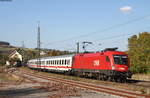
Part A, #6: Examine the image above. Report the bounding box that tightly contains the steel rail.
[18,69,150,98]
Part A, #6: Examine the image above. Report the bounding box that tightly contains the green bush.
[0,55,8,66]
[131,64,150,74]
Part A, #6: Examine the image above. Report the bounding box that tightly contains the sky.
[0,0,150,52]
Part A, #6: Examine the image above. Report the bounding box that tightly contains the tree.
[128,32,150,73]
[0,54,8,66]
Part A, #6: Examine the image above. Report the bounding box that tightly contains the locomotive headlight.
[112,65,116,70]
[119,67,125,70]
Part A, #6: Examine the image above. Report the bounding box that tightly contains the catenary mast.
[37,22,41,69]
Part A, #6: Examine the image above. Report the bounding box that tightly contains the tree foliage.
[128,32,150,73]
[0,54,8,66]
[19,48,73,63]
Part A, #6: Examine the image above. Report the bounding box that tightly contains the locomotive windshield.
[113,55,128,65]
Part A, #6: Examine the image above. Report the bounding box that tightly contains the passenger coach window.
[57,60,58,65]
[62,60,64,65]
[67,60,70,65]
[59,60,61,65]
[53,60,55,65]
[65,60,67,65]
[42,61,45,64]
[55,60,56,65]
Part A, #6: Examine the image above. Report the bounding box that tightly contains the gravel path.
[0,81,119,98]
[0,76,119,98]
[0,68,121,98]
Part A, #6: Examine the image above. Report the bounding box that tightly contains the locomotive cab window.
[113,55,128,65]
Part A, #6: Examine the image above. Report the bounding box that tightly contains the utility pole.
[76,42,79,53]
[22,41,25,48]
[21,41,25,66]
[37,21,41,69]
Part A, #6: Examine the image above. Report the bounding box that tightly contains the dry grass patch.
[33,82,82,98]
[0,67,25,84]
[132,74,150,81]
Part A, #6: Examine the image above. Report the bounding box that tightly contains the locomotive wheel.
[116,77,127,83]
[96,74,101,80]
[108,77,116,82]
[121,77,127,83]
[76,72,84,77]
[96,74,107,80]
[64,71,70,75]
[114,77,119,82]
[102,75,108,81]
[107,77,112,81]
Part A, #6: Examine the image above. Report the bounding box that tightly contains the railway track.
[14,68,150,98]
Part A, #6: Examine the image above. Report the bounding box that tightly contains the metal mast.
[37,22,41,69]
[21,41,25,64]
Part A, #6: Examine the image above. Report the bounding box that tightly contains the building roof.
[0,50,18,56]
[0,41,10,46]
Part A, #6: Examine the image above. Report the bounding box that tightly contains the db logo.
[93,60,100,66]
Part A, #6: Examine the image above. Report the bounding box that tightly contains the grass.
[0,73,18,82]
[0,47,16,51]
[0,66,23,83]
[132,74,150,81]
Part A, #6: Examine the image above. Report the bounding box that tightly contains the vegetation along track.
[13,68,150,98]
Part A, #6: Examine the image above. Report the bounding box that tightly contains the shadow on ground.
[127,79,150,83]
[0,87,46,98]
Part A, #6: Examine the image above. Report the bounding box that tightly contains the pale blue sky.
[0,0,150,51]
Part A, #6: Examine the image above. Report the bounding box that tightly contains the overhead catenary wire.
[92,25,150,42]
[47,26,150,51]
[45,14,150,46]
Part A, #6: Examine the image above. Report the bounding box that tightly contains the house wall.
[10,51,22,61]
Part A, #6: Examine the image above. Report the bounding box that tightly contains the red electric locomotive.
[27,48,132,82]
[72,48,132,82]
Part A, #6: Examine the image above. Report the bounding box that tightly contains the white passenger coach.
[27,55,74,71]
